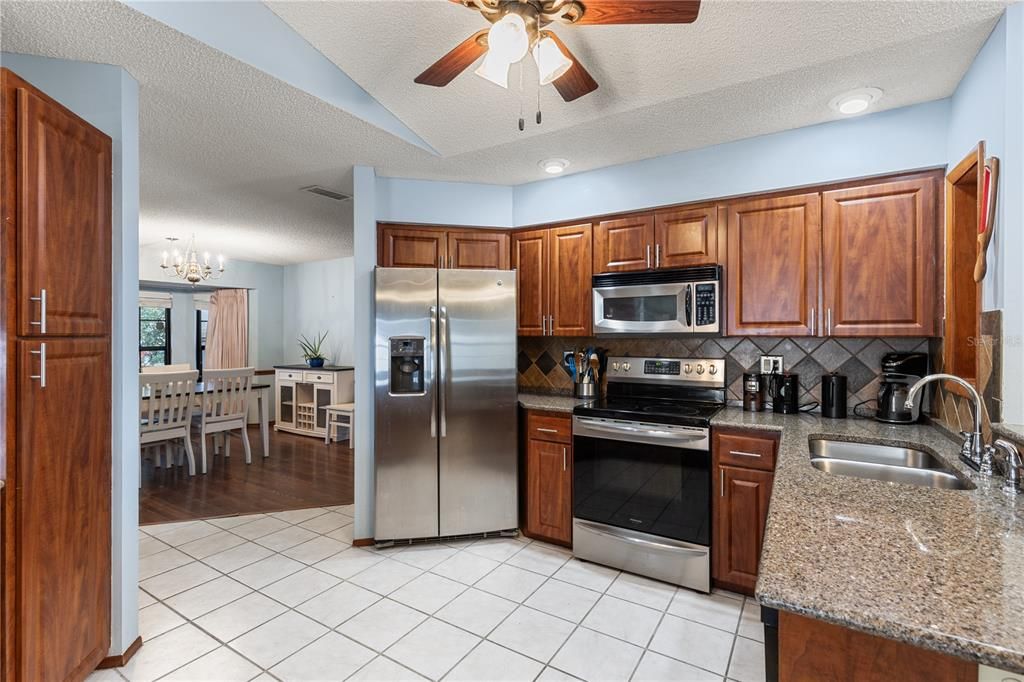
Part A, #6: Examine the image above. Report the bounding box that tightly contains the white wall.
[282,257,356,366]
[1,52,141,658]
[513,99,951,227]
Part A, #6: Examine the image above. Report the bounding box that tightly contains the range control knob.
[696,364,705,375]
[708,364,718,375]
[612,362,620,372]
[684,364,692,374]
[622,362,631,372]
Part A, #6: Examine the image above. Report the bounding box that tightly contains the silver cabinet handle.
[439,305,449,437]
[30,343,46,388]
[646,244,651,269]
[429,305,438,437]
[541,314,547,336]
[563,446,567,471]
[30,288,47,334]
[720,468,724,497]
[536,427,559,433]
[655,244,661,269]
[810,306,816,336]
[548,314,554,336]
[730,450,762,458]
[826,307,833,336]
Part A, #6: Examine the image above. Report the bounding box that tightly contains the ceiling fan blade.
[414,29,488,87]
[545,32,598,102]
[571,0,700,25]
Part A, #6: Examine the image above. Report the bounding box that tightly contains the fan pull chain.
[536,86,542,125]
[518,62,525,132]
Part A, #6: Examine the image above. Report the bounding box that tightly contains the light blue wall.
[352,166,377,541]
[282,257,356,366]
[376,177,515,228]
[0,52,141,657]
[513,99,951,226]
[1004,4,1024,422]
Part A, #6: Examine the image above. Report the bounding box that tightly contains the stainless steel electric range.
[572,356,726,593]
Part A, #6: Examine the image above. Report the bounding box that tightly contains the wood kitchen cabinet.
[593,214,653,273]
[654,205,720,268]
[712,428,779,595]
[822,175,938,336]
[522,410,573,546]
[512,223,592,337]
[2,68,113,680]
[725,192,821,336]
[377,224,509,269]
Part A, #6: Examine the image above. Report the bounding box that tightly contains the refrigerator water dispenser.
[389,337,424,395]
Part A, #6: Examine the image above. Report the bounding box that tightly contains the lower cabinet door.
[714,465,773,594]
[526,437,572,545]
[13,338,111,680]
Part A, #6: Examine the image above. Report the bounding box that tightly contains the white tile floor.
[93,507,766,682]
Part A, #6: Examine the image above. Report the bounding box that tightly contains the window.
[195,308,209,380]
[139,306,171,368]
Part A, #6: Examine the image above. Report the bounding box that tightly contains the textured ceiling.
[0,0,1010,263]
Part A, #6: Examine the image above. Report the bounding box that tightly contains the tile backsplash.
[518,335,932,412]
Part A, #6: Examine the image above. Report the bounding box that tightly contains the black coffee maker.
[876,352,930,424]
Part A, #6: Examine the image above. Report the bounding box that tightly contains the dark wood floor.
[139,425,354,526]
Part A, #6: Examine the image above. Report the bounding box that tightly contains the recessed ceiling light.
[540,158,569,174]
[829,88,883,116]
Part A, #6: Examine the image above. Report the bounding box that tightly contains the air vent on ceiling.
[301,185,351,202]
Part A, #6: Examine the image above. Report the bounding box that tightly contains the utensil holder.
[574,382,596,399]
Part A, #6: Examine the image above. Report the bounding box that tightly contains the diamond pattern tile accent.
[517,350,533,375]
[837,356,876,394]
[535,350,558,376]
[791,355,825,391]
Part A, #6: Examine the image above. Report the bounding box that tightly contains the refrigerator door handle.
[429,305,438,438]
[439,305,449,438]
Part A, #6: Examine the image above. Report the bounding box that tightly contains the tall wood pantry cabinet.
[1,68,114,681]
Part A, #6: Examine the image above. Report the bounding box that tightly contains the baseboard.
[352,538,375,547]
[96,636,143,669]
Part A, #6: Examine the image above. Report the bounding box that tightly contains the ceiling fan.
[415,0,701,102]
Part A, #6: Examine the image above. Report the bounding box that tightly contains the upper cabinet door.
[725,193,821,336]
[17,87,111,337]
[654,206,719,268]
[593,214,654,273]
[822,176,938,337]
[378,225,447,268]
[512,229,548,336]
[447,231,510,270]
[549,223,593,336]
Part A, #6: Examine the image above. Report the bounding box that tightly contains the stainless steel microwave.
[592,265,722,335]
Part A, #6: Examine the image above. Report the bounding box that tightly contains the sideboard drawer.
[277,370,302,382]
[304,371,334,384]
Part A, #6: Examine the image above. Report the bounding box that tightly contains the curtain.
[206,289,248,369]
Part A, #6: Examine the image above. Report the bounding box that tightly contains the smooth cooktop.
[574,397,724,427]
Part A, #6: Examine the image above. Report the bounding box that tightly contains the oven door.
[592,282,691,335]
[572,416,710,546]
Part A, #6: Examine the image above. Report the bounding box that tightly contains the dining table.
[140,382,272,460]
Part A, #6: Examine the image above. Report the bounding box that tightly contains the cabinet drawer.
[304,371,334,384]
[277,370,302,382]
[527,412,572,444]
[715,430,778,471]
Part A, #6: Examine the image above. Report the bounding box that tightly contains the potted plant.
[299,332,329,368]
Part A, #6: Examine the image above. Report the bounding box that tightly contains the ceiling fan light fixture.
[533,36,573,86]
[539,158,569,174]
[829,87,883,116]
[487,12,529,65]
[475,52,510,88]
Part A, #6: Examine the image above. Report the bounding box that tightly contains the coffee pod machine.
[771,373,800,414]
[876,352,930,424]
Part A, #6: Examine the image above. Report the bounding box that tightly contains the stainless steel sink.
[808,438,974,490]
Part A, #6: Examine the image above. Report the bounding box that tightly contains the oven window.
[602,294,677,322]
[573,435,710,545]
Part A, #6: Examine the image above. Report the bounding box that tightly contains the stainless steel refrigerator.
[374,267,518,542]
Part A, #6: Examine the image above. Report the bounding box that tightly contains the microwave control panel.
[694,283,717,327]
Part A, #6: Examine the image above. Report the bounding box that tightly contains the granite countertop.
[711,407,1024,672]
[993,422,1024,446]
[518,393,592,414]
[273,364,354,371]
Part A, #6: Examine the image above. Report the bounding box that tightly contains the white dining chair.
[140,370,199,479]
[142,363,192,374]
[198,367,255,474]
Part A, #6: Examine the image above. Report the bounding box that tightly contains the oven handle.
[573,417,708,447]
[575,519,709,556]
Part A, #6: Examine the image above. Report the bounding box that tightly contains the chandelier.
[160,235,224,285]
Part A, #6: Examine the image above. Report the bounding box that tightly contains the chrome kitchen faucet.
[905,373,991,474]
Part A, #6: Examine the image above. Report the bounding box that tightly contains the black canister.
[821,373,848,419]
[743,372,764,411]
[771,373,800,414]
